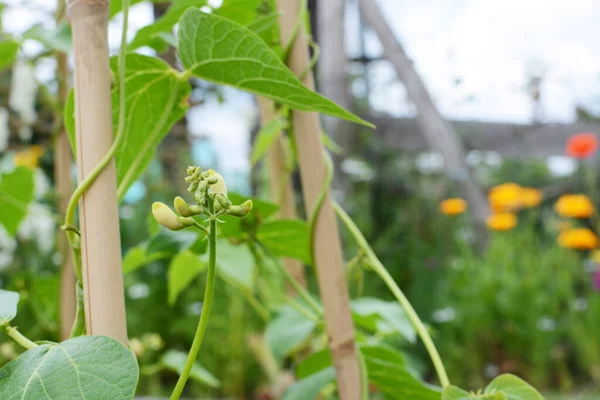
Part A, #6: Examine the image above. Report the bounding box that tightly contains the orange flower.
[558,228,598,250]
[440,198,467,216]
[555,194,594,218]
[489,183,522,212]
[486,213,517,231]
[520,187,542,208]
[14,145,44,169]
[566,133,598,159]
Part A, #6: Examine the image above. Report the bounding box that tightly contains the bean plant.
[0,0,545,399]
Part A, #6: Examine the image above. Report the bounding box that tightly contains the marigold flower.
[13,145,43,169]
[440,198,467,216]
[486,213,517,231]
[566,133,598,159]
[489,183,522,211]
[520,188,542,208]
[558,228,598,250]
[555,194,594,218]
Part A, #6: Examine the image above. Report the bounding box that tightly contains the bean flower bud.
[174,196,203,217]
[207,170,227,195]
[226,200,253,218]
[152,202,194,231]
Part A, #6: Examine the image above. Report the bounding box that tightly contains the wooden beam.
[370,116,600,158]
[276,0,363,397]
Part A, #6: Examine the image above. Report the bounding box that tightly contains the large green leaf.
[0,336,139,399]
[0,289,19,325]
[168,250,207,305]
[0,167,35,237]
[485,374,544,400]
[283,367,335,400]
[265,305,316,360]
[161,350,220,388]
[257,219,311,264]
[214,239,256,290]
[296,349,332,379]
[0,38,19,70]
[351,298,416,343]
[217,0,281,49]
[361,344,441,400]
[65,54,190,198]
[178,9,373,127]
[146,228,198,257]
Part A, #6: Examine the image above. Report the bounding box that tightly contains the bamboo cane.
[68,0,128,344]
[55,0,76,342]
[256,98,307,291]
[276,1,362,398]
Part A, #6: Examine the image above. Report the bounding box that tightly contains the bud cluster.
[152,166,253,232]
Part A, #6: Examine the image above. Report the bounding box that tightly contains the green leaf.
[218,193,279,239]
[128,0,207,51]
[0,38,19,70]
[296,349,332,379]
[257,219,311,264]
[0,167,35,237]
[283,367,336,400]
[361,344,441,400]
[0,336,139,399]
[162,350,220,388]
[65,54,190,198]
[23,23,71,53]
[0,289,19,324]
[178,9,374,127]
[214,239,256,290]
[485,374,544,400]
[351,298,416,343]
[147,228,199,257]
[442,386,476,400]
[265,305,316,360]
[168,250,207,305]
[250,116,286,166]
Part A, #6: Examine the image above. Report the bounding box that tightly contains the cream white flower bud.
[152,202,193,231]
[174,196,203,217]
[226,200,253,218]
[207,169,227,195]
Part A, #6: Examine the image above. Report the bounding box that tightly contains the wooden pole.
[69,0,128,344]
[359,0,490,239]
[256,98,307,291]
[276,1,362,398]
[55,0,76,342]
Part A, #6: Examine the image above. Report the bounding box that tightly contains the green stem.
[69,282,86,338]
[6,326,38,350]
[170,203,218,400]
[333,202,451,387]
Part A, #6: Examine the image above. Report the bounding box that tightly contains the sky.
[2,0,598,179]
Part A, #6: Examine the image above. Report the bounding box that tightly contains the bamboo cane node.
[329,331,357,356]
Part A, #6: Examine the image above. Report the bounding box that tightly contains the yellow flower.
[207,169,227,195]
[440,198,467,216]
[152,202,193,231]
[486,213,517,231]
[520,188,542,208]
[14,145,44,169]
[555,194,594,218]
[558,228,598,250]
[489,183,522,212]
